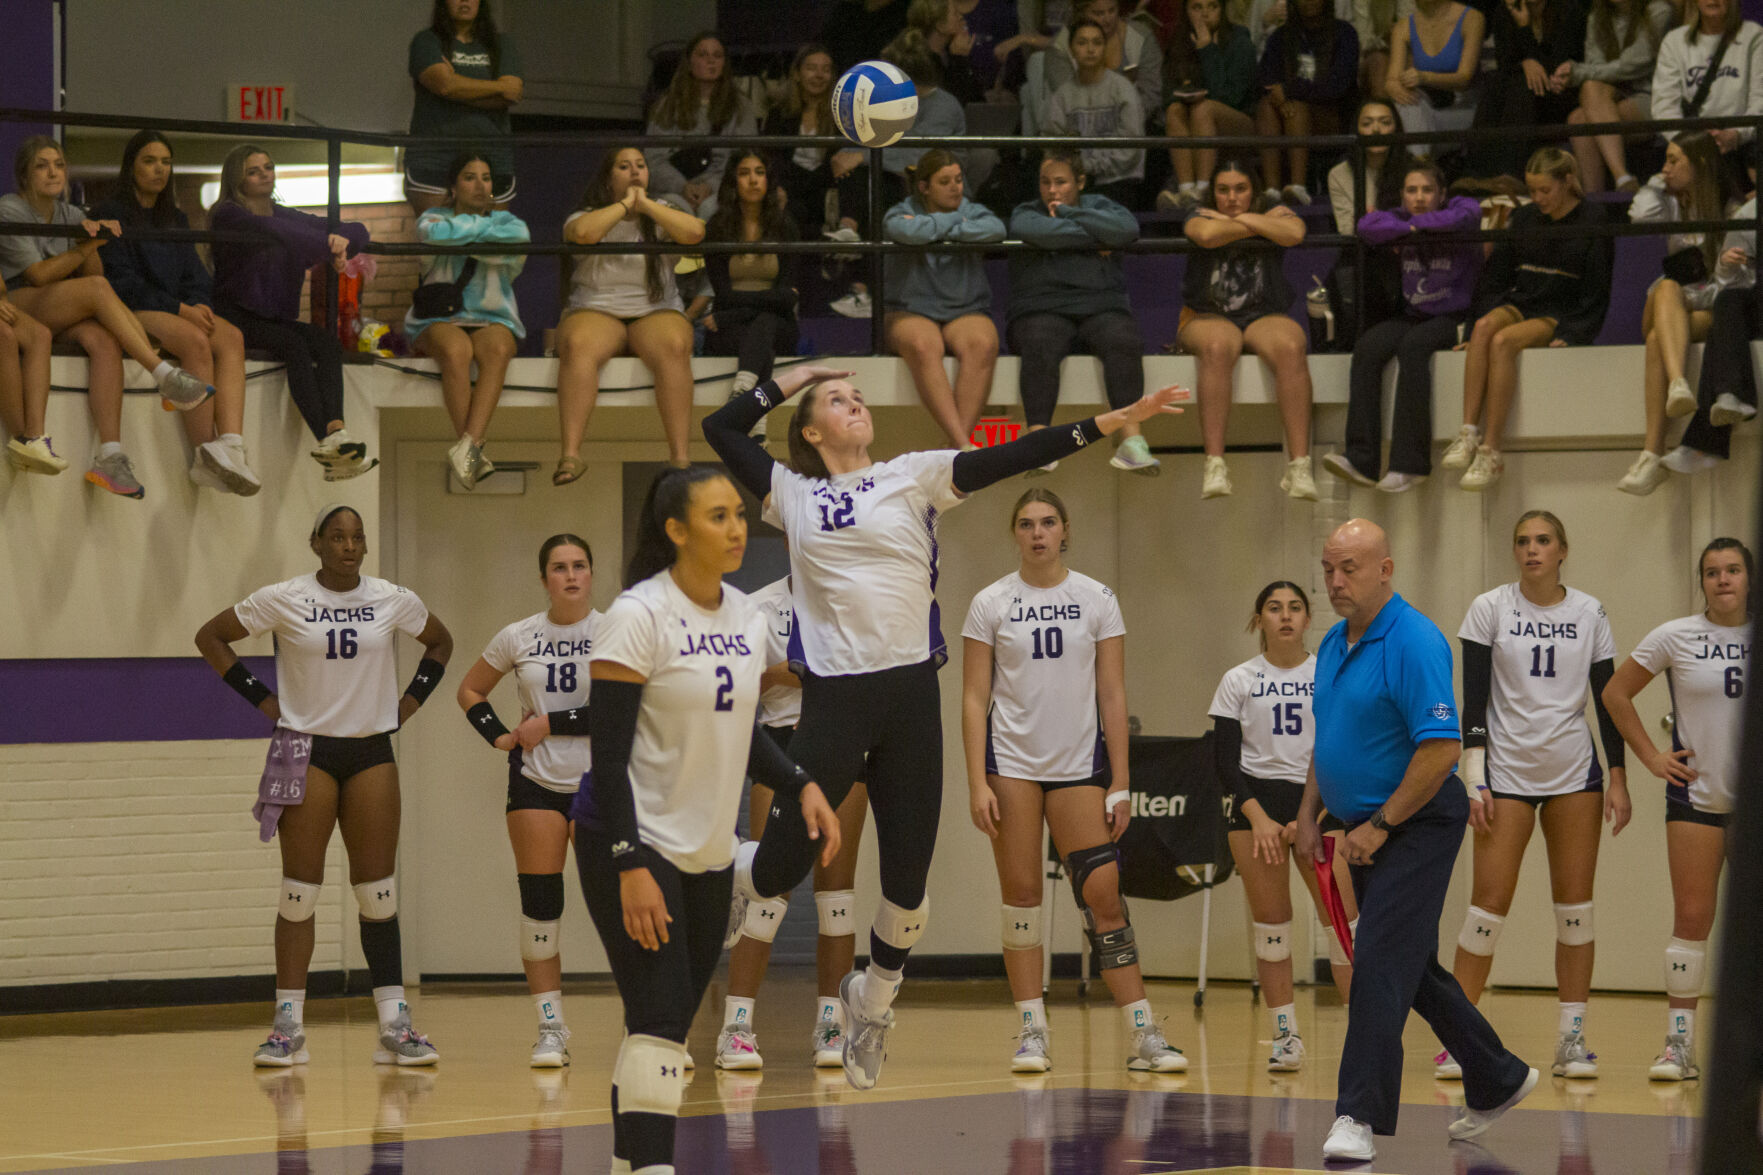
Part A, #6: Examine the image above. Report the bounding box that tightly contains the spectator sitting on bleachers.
[1255,0,1360,205]
[1245,0,1353,53]
[1327,100,1396,232]
[1673,203,1759,471]
[405,0,522,215]
[1179,158,1318,500]
[0,277,57,477]
[921,0,1022,96]
[908,0,988,103]
[555,147,705,482]
[1459,0,1589,188]
[1651,0,1763,179]
[208,144,375,483]
[1443,148,1612,492]
[763,45,869,242]
[1007,149,1159,473]
[404,152,529,492]
[1617,133,1738,495]
[819,0,912,71]
[1319,100,1405,343]
[883,147,1006,448]
[1046,17,1149,206]
[91,130,259,499]
[0,135,214,492]
[644,32,758,217]
[1351,0,1414,100]
[702,152,801,396]
[1384,0,1485,164]
[1043,0,1166,128]
[993,0,1073,97]
[881,31,970,205]
[1159,0,1261,210]
[1326,160,1481,493]
[1563,0,1676,193]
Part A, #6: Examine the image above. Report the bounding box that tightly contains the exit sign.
[970,417,1023,447]
[228,85,295,123]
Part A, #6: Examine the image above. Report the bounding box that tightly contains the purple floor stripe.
[0,656,277,744]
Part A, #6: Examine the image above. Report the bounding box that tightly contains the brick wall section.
[0,741,345,985]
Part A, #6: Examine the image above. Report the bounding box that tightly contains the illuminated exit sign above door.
[227,85,295,123]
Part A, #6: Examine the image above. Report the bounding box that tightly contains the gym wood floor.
[0,975,1702,1174]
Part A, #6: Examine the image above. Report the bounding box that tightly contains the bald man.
[1300,520,1536,1163]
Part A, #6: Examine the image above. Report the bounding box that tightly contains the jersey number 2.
[714,665,735,711]
[545,662,577,693]
[1270,701,1303,736]
[325,628,358,660]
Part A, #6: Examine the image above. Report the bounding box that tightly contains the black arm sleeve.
[585,678,648,868]
[1589,657,1626,770]
[547,705,590,737]
[1460,639,1492,748]
[702,381,781,498]
[746,722,812,798]
[1211,717,1256,819]
[950,418,1107,494]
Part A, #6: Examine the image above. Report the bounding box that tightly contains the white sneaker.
[1552,1032,1598,1079]
[1012,1026,1052,1073]
[312,428,376,481]
[1280,455,1319,500]
[823,225,863,262]
[199,437,262,497]
[1127,1025,1187,1072]
[1665,377,1698,418]
[1282,184,1314,206]
[715,1023,763,1070]
[1447,1066,1538,1140]
[1322,1115,1375,1161]
[1109,433,1161,475]
[6,435,68,474]
[1711,392,1757,427]
[1262,188,1284,206]
[1268,1031,1305,1072]
[1321,451,1376,487]
[1459,446,1503,491]
[531,1025,570,1068]
[447,433,492,489]
[189,455,235,493]
[1616,450,1668,496]
[1201,454,1232,499]
[1440,424,1481,469]
[1648,1034,1699,1081]
[1435,1048,1463,1079]
[830,290,872,318]
[811,1019,845,1068]
[1661,445,1720,475]
[1377,470,1426,493]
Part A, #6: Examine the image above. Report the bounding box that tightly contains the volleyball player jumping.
[705,361,1183,1089]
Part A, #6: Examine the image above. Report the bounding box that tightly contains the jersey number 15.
[1270,701,1303,736]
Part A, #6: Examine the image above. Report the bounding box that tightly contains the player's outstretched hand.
[801,782,843,868]
[1119,384,1189,427]
[620,866,672,951]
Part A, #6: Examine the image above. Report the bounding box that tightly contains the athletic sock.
[724,995,756,1029]
[221,432,244,447]
[534,990,564,1027]
[98,441,123,459]
[1668,1007,1694,1041]
[275,988,305,1028]
[1559,1001,1587,1036]
[1269,1002,1298,1038]
[1015,998,1048,1032]
[1120,998,1153,1033]
[151,360,175,383]
[857,963,903,1020]
[818,996,845,1031]
[372,985,407,1029]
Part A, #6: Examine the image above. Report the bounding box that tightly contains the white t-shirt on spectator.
[481,609,602,790]
[565,215,682,319]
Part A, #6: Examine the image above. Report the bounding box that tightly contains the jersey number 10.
[325,628,358,660]
[1030,626,1064,659]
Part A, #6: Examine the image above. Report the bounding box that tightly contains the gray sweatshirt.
[882,196,1006,319]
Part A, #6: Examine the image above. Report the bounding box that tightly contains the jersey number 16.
[325,628,358,660]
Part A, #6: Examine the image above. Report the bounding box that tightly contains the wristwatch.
[1369,807,1395,832]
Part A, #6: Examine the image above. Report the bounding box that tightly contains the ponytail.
[624,466,727,588]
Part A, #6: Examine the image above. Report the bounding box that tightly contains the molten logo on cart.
[1132,794,1187,818]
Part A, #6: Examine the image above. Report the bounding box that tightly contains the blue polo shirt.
[1313,592,1461,822]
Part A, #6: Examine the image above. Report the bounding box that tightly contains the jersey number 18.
[544,662,578,693]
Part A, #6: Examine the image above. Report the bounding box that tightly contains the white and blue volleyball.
[832,61,918,148]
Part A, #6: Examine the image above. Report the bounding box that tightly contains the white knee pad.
[1554,902,1594,947]
[353,876,397,920]
[816,889,856,937]
[612,1033,688,1118]
[1001,904,1043,951]
[1326,924,1351,967]
[1457,905,1505,957]
[741,894,790,943]
[1252,921,1293,963]
[279,878,321,923]
[872,896,929,951]
[1664,937,1707,999]
[520,918,560,961]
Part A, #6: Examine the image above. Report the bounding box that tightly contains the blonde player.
[195,504,453,1067]
[963,488,1186,1074]
[456,533,601,1068]
[1602,537,1753,1082]
[1209,580,1357,1072]
[1438,510,1629,1081]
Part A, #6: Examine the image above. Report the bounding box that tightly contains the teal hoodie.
[882,196,1006,320]
[405,207,530,340]
[1006,193,1139,324]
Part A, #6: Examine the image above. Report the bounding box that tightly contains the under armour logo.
[833,908,848,917]
[1671,962,1688,971]
[1265,935,1282,944]
[377,890,391,900]
[1475,927,1492,937]
[533,933,549,943]
[1014,921,1030,931]
[1565,918,1580,927]
[759,909,778,920]
[287,893,302,902]
[661,1065,678,1077]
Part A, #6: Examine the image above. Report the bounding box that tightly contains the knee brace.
[1664,937,1707,999]
[1456,905,1505,957]
[872,896,929,951]
[353,876,398,921]
[1252,920,1293,963]
[742,894,790,943]
[517,873,565,961]
[1554,901,1594,947]
[1326,922,1351,967]
[612,1033,688,1118]
[279,878,321,923]
[1066,843,1137,969]
[816,889,856,938]
[1001,904,1043,951]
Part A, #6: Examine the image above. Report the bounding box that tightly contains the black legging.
[219,301,345,442]
[1344,312,1464,477]
[704,307,798,381]
[1008,310,1142,429]
[782,160,871,237]
[1680,286,1761,460]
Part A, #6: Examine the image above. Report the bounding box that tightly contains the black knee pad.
[518,872,566,922]
[1065,842,1137,970]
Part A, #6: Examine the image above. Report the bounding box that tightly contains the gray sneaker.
[812,1019,845,1067]
[253,1012,308,1067]
[198,437,262,496]
[531,1024,570,1068]
[447,434,492,490]
[1552,1032,1598,1078]
[715,1023,763,1070]
[86,451,144,499]
[1648,1034,1699,1081]
[1012,1026,1051,1073]
[839,970,894,1091]
[1127,1025,1187,1072]
[158,365,215,411]
[1268,1030,1305,1072]
[1109,434,1161,476]
[374,1013,440,1066]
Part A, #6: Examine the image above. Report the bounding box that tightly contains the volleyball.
[832,60,918,148]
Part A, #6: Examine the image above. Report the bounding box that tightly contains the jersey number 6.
[714,665,735,711]
[1727,666,1745,699]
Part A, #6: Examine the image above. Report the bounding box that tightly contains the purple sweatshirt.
[1356,195,1482,318]
[210,202,370,321]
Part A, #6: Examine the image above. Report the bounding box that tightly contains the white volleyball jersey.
[481,609,603,791]
[1630,614,1752,813]
[1208,654,1316,785]
[764,451,964,676]
[1459,584,1617,796]
[963,570,1127,782]
[750,577,801,728]
[592,571,770,872]
[233,573,430,739]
